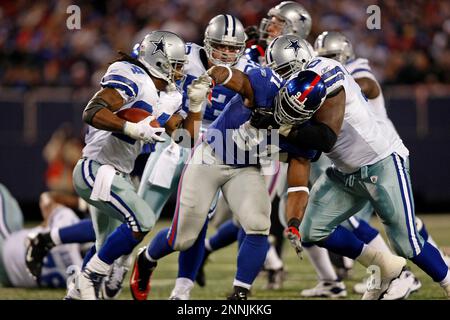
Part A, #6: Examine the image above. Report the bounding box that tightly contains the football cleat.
[130,247,157,300]
[381,268,416,300]
[265,268,286,290]
[227,286,249,300]
[64,274,81,300]
[361,254,406,300]
[25,232,55,279]
[78,268,106,300]
[101,261,128,300]
[169,286,191,300]
[301,280,347,298]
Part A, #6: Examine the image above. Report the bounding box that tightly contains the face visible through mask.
[266,16,286,40]
[210,41,243,65]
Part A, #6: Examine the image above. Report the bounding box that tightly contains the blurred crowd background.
[1,0,450,90]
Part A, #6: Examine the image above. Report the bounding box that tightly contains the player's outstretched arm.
[355,77,380,99]
[284,156,311,259]
[83,88,165,143]
[286,88,345,153]
[82,87,126,132]
[207,66,255,107]
[286,156,310,225]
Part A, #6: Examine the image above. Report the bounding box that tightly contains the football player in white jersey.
[310,30,450,295]
[0,184,83,289]
[248,35,450,299]
[71,30,204,300]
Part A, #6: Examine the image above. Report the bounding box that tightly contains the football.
[116,108,160,127]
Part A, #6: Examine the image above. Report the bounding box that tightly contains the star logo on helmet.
[299,14,307,22]
[285,39,301,55]
[151,37,165,55]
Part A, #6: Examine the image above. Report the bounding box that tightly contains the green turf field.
[1,214,449,300]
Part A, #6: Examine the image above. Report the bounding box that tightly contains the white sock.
[368,234,391,253]
[174,277,194,290]
[50,228,62,245]
[144,249,157,262]
[440,269,450,287]
[233,279,251,290]
[263,245,283,270]
[86,254,111,275]
[117,254,132,270]
[343,256,354,269]
[204,239,213,252]
[304,245,339,281]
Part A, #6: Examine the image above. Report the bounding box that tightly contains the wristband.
[287,186,309,194]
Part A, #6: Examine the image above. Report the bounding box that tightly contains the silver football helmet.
[204,14,247,66]
[137,31,187,84]
[265,35,315,79]
[259,1,312,43]
[314,31,355,64]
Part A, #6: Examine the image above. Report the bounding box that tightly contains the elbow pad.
[287,122,337,153]
[82,97,110,125]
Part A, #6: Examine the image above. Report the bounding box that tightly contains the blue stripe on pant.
[391,154,421,256]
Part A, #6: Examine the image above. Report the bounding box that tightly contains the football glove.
[250,108,280,129]
[284,218,303,259]
[123,116,165,143]
[187,75,213,113]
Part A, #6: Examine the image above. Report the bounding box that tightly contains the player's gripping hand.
[284,218,303,259]
[245,25,259,46]
[123,116,165,143]
[187,75,213,113]
[250,108,280,129]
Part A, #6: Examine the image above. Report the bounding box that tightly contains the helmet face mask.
[205,39,245,66]
[259,16,287,44]
[204,15,247,66]
[259,1,312,44]
[273,70,327,126]
[138,31,187,86]
[314,31,355,64]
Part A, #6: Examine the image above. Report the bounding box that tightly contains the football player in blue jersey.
[129,60,327,300]
[132,15,265,300]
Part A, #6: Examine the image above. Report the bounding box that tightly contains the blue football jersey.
[206,67,317,166]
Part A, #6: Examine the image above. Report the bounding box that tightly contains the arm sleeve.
[286,121,338,153]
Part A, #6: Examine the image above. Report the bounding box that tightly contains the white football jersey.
[82,61,182,173]
[2,206,83,288]
[304,56,407,173]
[181,43,259,128]
[345,58,409,159]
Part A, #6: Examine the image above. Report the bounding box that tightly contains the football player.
[251,35,450,299]
[72,30,203,299]
[130,60,327,300]
[309,31,450,296]
[199,3,314,291]
[0,184,83,289]
[245,1,312,64]
[133,15,270,300]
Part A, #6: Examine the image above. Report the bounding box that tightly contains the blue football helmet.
[274,70,326,125]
